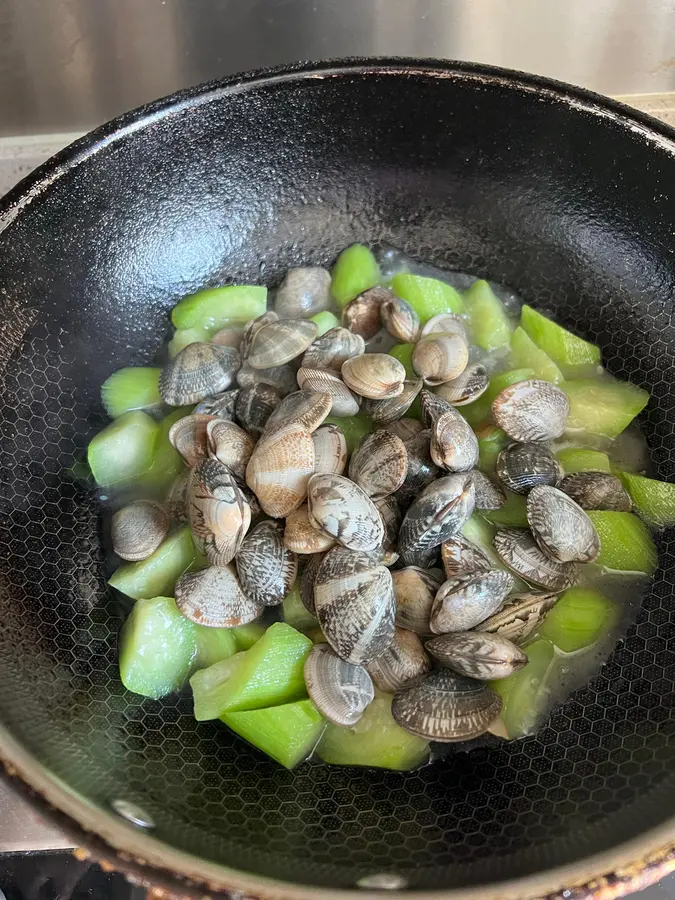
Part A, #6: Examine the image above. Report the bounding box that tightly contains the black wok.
[1,59,675,900]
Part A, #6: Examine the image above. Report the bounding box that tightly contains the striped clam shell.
[236,519,298,607]
[526,485,600,563]
[245,421,315,518]
[187,459,251,566]
[366,627,431,693]
[304,643,374,726]
[159,342,241,406]
[493,527,578,591]
[399,473,475,567]
[175,564,263,627]
[307,473,384,553]
[430,570,515,633]
[492,379,570,443]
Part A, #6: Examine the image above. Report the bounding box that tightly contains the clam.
[307,473,384,552]
[235,382,281,440]
[304,643,374,726]
[430,408,479,472]
[211,324,246,349]
[474,591,559,644]
[441,535,491,579]
[168,413,215,467]
[263,389,332,435]
[240,311,279,359]
[274,266,332,319]
[342,286,390,340]
[392,669,501,742]
[412,332,469,386]
[392,567,442,635]
[492,379,570,442]
[419,388,452,428]
[496,442,562,495]
[399,473,475,567]
[311,424,348,476]
[426,632,527,680]
[559,472,632,512]
[375,495,402,566]
[493,527,578,591]
[314,546,396,665]
[194,389,239,418]
[300,552,325,616]
[175,564,263,627]
[527,485,600,563]
[236,519,298,606]
[420,313,467,340]
[111,500,169,561]
[236,360,298,397]
[472,470,507,511]
[361,378,423,425]
[430,570,515,633]
[435,364,489,406]
[166,471,190,523]
[301,327,365,372]
[206,419,255,481]
[348,431,408,499]
[366,627,431,693]
[341,353,407,402]
[395,430,441,508]
[284,504,336,554]
[187,459,251,566]
[296,367,360,417]
[380,296,420,343]
[245,421,315,518]
[384,417,424,442]
[159,342,241,406]
[248,318,317,369]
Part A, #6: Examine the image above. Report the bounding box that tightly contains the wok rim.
[1,56,675,900]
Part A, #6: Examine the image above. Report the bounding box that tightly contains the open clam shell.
[245,421,315,518]
[392,567,443,636]
[430,570,515,633]
[112,500,169,562]
[399,473,475,566]
[274,267,332,319]
[187,459,251,566]
[348,430,408,499]
[493,527,578,591]
[248,318,318,369]
[366,627,431,693]
[236,519,298,606]
[301,327,365,372]
[206,419,255,481]
[168,413,215,467]
[307,473,385,552]
[304,643,374,726]
[527,484,600,563]
[175,564,263,627]
[159,342,241,406]
[426,631,527,680]
[492,379,570,443]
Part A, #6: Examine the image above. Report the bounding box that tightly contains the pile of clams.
[112,265,606,745]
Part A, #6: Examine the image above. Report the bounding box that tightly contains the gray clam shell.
[366,627,432,693]
[160,342,241,406]
[304,643,374,726]
[441,535,492,579]
[248,318,318,369]
[426,631,527,680]
[112,500,169,562]
[493,527,578,591]
[175,564,263,627]
[430,407,479,472]
[301,326,365,371]
[349,430,408,499]
[559,472,632,511]
[492,379,570,442]
[527,485,600,563]
[299,552,326,616]
[274,267,332,319]
[236,520,298,607]
[307,473,385,552]
[235,382,281,440]
[263,389,332,436]
[194,388,239,418]
[472,470,507,511]
[474,591,560,645]
[395,429,441,508]
[430,570,515,633]
[496,442,562,495]
[399,473,475,566]
[361,378,423,425]
[435,364,489,406]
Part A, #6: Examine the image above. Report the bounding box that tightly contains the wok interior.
[1,65,675,890]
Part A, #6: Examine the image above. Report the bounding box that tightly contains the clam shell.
[392,567,443,635]
[236,360,298,397]
[492,379,570,442]
[245,421,315,518]
[210,324,246,349]
[264,389,332,436]
[235,382,281,440]
[420,313,467,340]
[159,342,241,406]
[307,473,385,552]
[299,552,325,616]
[435,364,489,406]
[166,471,190,524]
[426,632,527,680]
[559,472,632,512]
[301,327,365,372]
[380,296,420,343]
[392,669,501,742]
[385,417,424,442]
[399,473,475,566]
[341,353,406,400]
[274,267,332,319]
[430,570,515,633]
[366,627,431,693]
[472,470,507,511]
[348,431,408,499]
[430,408,479,472]
[419,389,453,427]
[240,311,279,359]
[496,442,562,495]
[248,318,318,369]
[375,494,402,566]
[236,519,298,606]
[314,546,396,665]
[206,419,255,481]
[175,564,263,627]
[296,367,360,417]
[412,332,469,386]
[194,389,239,418]
[441,535,491,579]
[527,485,600,563]
[111,500,169,561]
[187,459,251,566]
[284,504,336,554]
[361,378,423,425]
[342,286,390,340]
[395,429,441,508]
[493,527,578,591]
[474,591,559,644]
[304,643,374,726]
[168,413,215,467]
[311,424,348,476]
